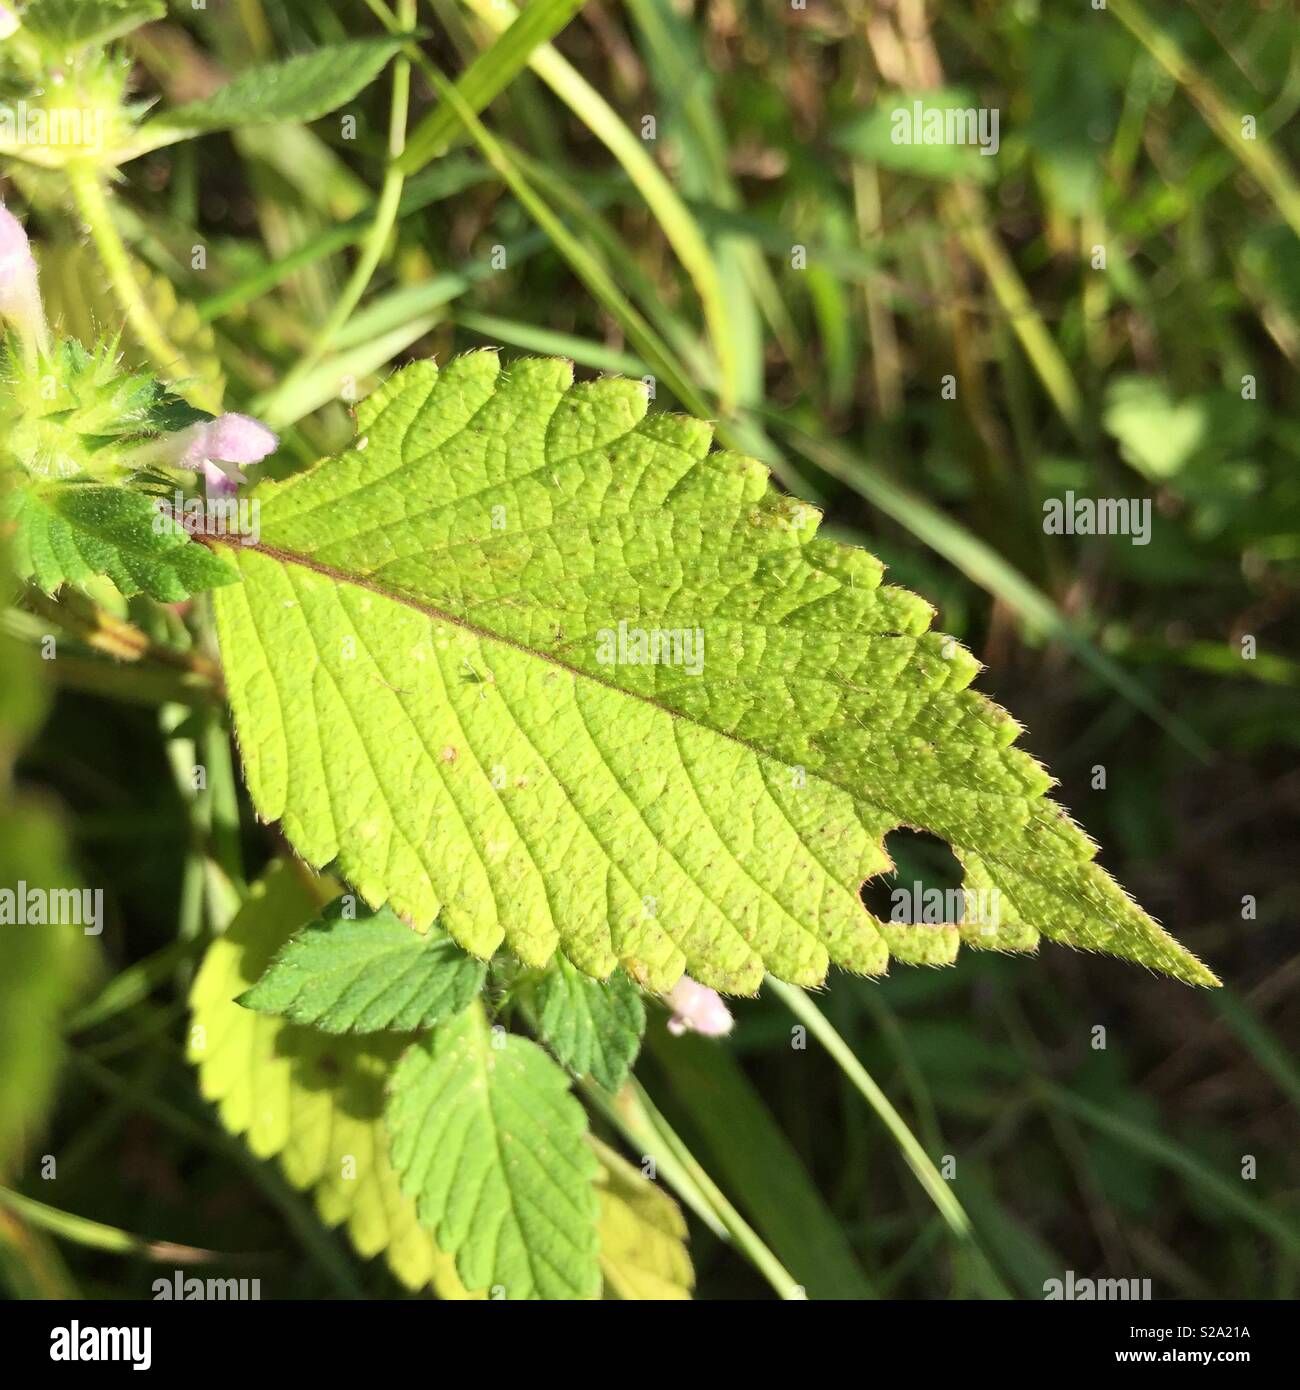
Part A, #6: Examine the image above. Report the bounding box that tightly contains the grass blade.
[644,1022,876,1299]
[398,0,590,171]
[453,0,739,410]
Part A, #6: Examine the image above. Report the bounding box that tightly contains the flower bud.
[663,976,734,1038]
[0,203,50,359]
[132,412,279,496]
[179,414,279,496]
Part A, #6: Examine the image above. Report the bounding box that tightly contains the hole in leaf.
[861,829,964,925]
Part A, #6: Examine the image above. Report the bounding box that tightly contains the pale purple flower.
[0,6,18,41]
[664,976,734,1038]
[0,202,49,358]
[148,413,279,496]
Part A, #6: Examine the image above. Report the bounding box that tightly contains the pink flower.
[0,203,49,359]
[0,7,18,41]
[166,413,279,496]
[664,976,734,1038]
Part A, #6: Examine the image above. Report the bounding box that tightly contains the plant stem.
[198,599,245,898]
[0,1186,231,1265]
[19,588,222,687]
[942,182,1085,443]
[65,163,202,394]
[172,597,244,931]
[583,1078,808,1299]
[580,1080,725,1240]
[258,0,415,424]
[766,978,973,1241]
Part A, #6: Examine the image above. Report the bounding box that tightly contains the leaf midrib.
[211,534,928,823]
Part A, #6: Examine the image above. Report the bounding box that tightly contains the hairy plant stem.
[65,163,204,398]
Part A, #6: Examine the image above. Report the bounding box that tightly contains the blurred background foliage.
[2,0,1297,1298]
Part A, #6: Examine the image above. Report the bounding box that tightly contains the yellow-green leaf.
[592,1139,693,1300]
[186,861,474,1299]
[214,353,1217,991]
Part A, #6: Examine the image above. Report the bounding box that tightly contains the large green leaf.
[213,353,1216,991]
[386,1001,601,1300]
[187,862,474,1299]
[238,897,486,1034]
[8,482,238,602]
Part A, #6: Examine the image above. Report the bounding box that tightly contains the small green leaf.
[20,0,164,50]
[1103,376,1208,481]
[143,39,407,141]
[527,956,645,1091]
[239,899,486,1034]
[8,482,239,602]
[386,1002,601,1300]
